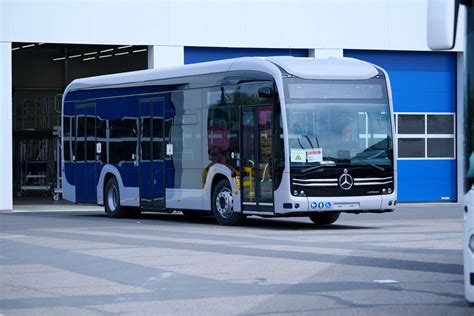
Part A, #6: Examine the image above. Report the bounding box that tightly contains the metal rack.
[16,134,52,197]
[13,94,63,200]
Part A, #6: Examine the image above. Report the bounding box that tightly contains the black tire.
[104,177,129,218]
[308,212,340,225]
[212,179,244,226]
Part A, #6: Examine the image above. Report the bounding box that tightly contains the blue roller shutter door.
[345,50,456,202]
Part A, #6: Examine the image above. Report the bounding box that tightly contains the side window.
[170,112,201,168]
[63,116,71,162]
[239,81,273,105]
[86,116,96,161]
[96,117,107,163]
[207,107,239,169]
[109,118,138,164]
[76,116,86,161]
[205,86,238,108]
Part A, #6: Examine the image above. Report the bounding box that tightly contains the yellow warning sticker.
[290,148,306,163]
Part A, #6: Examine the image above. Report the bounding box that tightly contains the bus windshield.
[286,102,393,168]
[284,79,393,169]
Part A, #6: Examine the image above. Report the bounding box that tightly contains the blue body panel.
[345,50,457,202]
[65,85,171,204]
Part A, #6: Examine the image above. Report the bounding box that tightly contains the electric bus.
[61,56,396,226]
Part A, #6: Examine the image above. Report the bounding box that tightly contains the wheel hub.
[107,185,118,211]
[216,188,233,218]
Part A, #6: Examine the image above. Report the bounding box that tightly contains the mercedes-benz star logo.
[338,173,354,190]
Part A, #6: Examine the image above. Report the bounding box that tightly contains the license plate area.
[333,202,360,210]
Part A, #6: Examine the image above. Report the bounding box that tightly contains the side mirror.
[258,87,273,99]
[427,0,458,50]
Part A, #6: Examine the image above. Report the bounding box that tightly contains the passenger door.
[74,104,97,203]
[240,106,274,212]
[139,98,166,210]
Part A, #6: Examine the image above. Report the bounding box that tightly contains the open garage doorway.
[12,42,147,209]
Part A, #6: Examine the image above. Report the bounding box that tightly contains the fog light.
[470,235,474,253]
[382,188,387,193]
[300,190,305,196]
[388,188,392,194]
[293,190,298,196]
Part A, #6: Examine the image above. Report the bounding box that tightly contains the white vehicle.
[61,56,396,225]
[462,0,474,303]
[427,0,474,303]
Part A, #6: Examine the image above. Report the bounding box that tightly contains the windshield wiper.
[366,162,385,172]
[353,158,385,172]
[299,165,327,174]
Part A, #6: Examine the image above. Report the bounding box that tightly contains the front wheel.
[212,179,244,226]
[308,212,340,225]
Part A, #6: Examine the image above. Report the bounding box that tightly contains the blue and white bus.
[61,56,396,225]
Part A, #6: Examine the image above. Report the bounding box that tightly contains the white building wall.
[148,46,184,69]
[0,42,12,211]
[0,0,466,210]
[0,0,465,52]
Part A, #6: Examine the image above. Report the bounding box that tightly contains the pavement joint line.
[373,279,399,284]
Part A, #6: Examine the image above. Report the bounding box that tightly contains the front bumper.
[274,192,397,215]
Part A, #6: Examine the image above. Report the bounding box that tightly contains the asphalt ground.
[0,201,472,315]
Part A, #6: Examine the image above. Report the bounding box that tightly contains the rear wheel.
[212,179,244,226]
[105,177,129,218]
[308,212,340,225]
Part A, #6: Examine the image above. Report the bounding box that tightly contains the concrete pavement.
[0,202,471,315]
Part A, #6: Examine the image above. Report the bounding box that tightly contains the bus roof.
[64,56,380,95]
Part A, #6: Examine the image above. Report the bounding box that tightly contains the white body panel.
[96,165,140,207]
[201,164,240,213]
[464,189,474,302]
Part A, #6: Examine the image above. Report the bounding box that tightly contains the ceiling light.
[69,54,81,59]
[84,51,97,56]
[115,52,129,56]
[38,43,45,45]
[12,47,20,51]
[83,57,96,61]
[132,48,147,53]
[118,45,132,50]
[21,44,35,49]
[53,57,66,61]
[99,54,112,58]
[100,48,114,53]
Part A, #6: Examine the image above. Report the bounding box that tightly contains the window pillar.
[0,42,12,212]
[147,45,184,69]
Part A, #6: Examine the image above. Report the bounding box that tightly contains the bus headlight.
[469,235,474,253]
